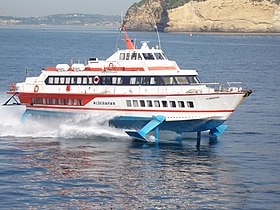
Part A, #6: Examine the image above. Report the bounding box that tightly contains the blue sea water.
[0,26,279,209]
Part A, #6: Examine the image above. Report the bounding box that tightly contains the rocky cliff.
[124,0,280,32]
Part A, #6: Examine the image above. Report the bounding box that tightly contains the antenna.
[154,25,161,49]
[24,67,29,77]
[115,11,124,50]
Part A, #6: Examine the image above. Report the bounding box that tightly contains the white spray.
[0,94,128,139]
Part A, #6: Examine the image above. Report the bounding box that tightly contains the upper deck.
[45,42,180,73]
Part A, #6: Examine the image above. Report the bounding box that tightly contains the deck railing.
[200,82,248,93]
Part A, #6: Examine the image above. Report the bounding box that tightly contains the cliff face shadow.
[156,3,169,32]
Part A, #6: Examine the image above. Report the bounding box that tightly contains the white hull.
[24,92,246,122]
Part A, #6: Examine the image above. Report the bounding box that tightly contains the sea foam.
[0,94,127,139]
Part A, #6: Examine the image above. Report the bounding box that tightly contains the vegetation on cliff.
[133,0,279,9]
[132,0,206,9]
[166,0,206,9]
[252,0,279,4]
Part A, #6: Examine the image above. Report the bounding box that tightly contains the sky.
[0,0,138,17]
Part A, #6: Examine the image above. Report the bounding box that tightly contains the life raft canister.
[93,76,100,84]
[34,85,39,92]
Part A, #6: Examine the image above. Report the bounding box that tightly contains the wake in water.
[0,94,180,142]
[0,95,128,139]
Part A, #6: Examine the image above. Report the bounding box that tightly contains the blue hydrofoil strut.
[209,124,228,137]
[125,115,166,142]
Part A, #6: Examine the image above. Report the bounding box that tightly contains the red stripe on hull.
[26,105,234,113]
[12,91,246,98]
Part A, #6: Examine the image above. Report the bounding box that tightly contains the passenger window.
[119,53,125,60]
[176,76,189,85]
[147,100,153,107]
[131,53,137,60]
[162,77,172,85]
[62,99,66,105]
[126,100,132,107]
[155,77,164,85]
[187,76,200,84]
[54,77,59,84]
[140,100,145,107]
[111,77,122,85]
[48,77,54,84]
[150,77,156,85]
[154,100,160,107]
[71,77,76,85]
[101,77,106,85]
[101,77,111,85]
[57,98,61,105]
[37,98,41,104]
[46,98,50,105]
[42,98,46,104]
[52,98,56,105]
[117,77,123,84]
[73,99,77,105]
[178,101,185,108]
[187,101,194,108]
[68,99,71,105]
[137,53,142,60]
[60,77,65,84]
[112,77,117,84]
[154,53,165,60]
[82,77,88,84]
[31,98,35,104]
[171,77,178,84]
[65,77,70,84]
[136,77,142,85]
[170,101,176,108]
[142,53,155,60]
[133,100,138,107]
[162,101,168,107]
[122,77,130,85]
[88,77,93,85]
[77,77,82,85]
[105,77,112,85]
[126,53,130,60]
[130,77,136,85]
[143,77,150,85]
[78,99,82,106]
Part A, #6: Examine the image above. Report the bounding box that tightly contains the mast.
[121,22,135,50]
[154,25,161,49]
